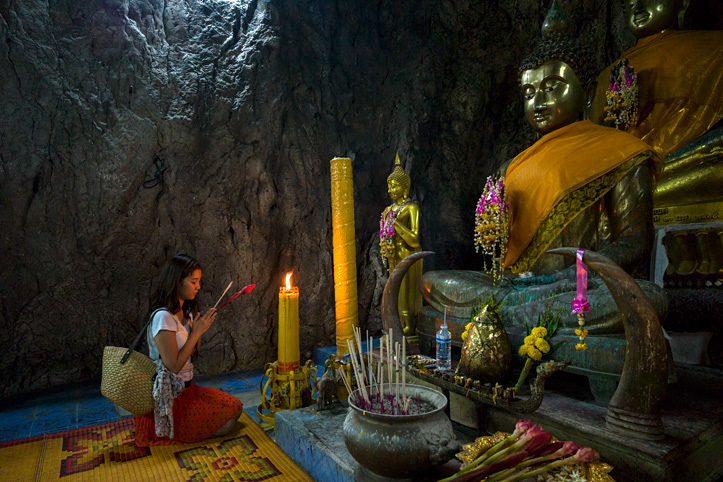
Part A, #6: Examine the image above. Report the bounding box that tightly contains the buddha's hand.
[505,276,598,295]
[505,274,558,288]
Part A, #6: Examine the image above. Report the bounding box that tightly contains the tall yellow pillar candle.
[278,272,300,373]
[330,157,358,355]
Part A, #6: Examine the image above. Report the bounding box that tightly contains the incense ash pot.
[460,305,512,383]
[343,384,459,481]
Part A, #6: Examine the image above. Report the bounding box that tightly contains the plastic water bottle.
[436,308,452,371]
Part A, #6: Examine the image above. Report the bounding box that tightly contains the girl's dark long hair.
[150,254,202,318]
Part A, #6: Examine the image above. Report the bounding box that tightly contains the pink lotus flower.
[526,431,553,456]
[539,442,563,457]
[512,419,534,437]
[523,424,545,438]
[452,451,529,482]
[561,441,580,457]
[573,447,597,463]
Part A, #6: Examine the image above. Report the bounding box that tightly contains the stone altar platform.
[406,363,723,482]
[277,344,723,481]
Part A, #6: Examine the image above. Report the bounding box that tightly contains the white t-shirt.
[147,309,194,382]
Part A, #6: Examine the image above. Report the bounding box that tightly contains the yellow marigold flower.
[523,335,535,346]
[575,343,588,351]
[574,329,589,337]
[527,346,542,361]
[518,344,529,357]
[531,327,548,339]
[534,338,550,354]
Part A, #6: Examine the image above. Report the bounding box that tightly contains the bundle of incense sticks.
[346,327,411,415]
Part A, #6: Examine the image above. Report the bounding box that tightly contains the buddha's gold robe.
[505,120,661,274]
[421,121,666,333]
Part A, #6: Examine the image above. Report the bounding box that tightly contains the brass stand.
[256,360,317,431]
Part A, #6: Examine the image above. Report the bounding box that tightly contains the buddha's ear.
[583,80,597,121]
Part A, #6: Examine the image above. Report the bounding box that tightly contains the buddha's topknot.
[387,153,411,193]
[520,0,596,87]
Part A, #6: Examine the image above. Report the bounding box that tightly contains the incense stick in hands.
[213,281,233,309]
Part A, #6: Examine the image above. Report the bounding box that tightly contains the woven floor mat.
[0,411,312,481]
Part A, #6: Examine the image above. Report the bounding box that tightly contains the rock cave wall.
[1,0,718,397]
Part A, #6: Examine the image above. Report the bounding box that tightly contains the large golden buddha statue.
[589,0,723,280]
[420,18,666,337]
[380,154,422,336]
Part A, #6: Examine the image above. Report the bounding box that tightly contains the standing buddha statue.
[380,153,422,337]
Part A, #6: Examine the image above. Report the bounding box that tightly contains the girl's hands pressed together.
[192,308,217,337]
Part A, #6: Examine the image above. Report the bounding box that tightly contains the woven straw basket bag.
[101,346,155,415]
[101,308,166,415]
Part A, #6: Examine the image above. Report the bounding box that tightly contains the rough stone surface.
[1,0,719,398]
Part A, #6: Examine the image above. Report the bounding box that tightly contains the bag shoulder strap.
[120,308,168,364]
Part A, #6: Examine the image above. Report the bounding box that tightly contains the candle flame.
[285,271,293,291]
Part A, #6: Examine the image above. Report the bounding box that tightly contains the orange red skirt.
[133,383,243,446]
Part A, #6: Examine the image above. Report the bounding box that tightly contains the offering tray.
[405,355,569,414]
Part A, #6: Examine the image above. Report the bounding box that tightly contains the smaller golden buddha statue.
[380,154,422,336]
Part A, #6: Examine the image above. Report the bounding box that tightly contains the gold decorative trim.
[510,153,652,274]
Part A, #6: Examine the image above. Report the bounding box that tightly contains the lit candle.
[278,271,300,373]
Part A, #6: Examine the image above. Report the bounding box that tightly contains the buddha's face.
[625,0,680,39]
[388,180,407,202]
[521,60,585,135]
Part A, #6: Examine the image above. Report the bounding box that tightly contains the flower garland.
[603,58,638,130]
[379,209,396,268]
[474,176,509,285]
[571,249,590,351]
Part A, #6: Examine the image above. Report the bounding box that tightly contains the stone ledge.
[275,405,355,482]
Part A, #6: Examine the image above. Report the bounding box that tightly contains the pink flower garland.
[572,248,590,350]
[379,210,396,267]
